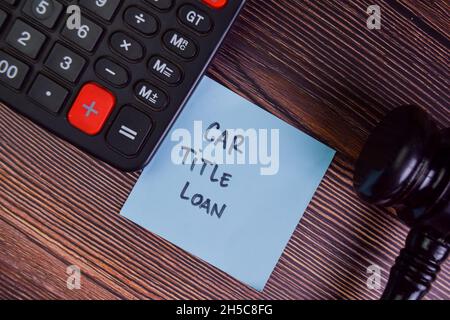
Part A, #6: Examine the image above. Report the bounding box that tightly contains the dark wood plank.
[0,0,449,299]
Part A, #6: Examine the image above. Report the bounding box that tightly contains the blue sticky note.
[121,77,335,291]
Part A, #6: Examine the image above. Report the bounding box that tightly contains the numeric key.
[6,20,47,59]
[0,51,30,89]
[22,0,64,28]
[80,0,121,21]
[45,43,86,82]
[62,16,103,52]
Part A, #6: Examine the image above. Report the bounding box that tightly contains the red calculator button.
[68,83,116,135]
[202,0,227,9]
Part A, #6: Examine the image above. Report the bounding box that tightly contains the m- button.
[149,56,182,84]
[68,83,116,135]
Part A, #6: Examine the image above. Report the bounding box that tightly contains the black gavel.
[353,105,449,300]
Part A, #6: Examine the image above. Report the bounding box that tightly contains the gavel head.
[353,105,450,300]
[354,105,450,237]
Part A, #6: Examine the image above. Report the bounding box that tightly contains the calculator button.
[107,106,152,156]
[45,43,86,82]
[148,56,181,84]
[68,83,116,135]
[135,81,168,110]
[2,0,17,5]
[6,20,47,59]
[124,6,158,36]
[62,16,103,52]
[202,0,227,9]
[144,0,172,11]
[163,30,197,59]
[22,0,63,28]
[28,74,68,113]
[178,5,212,34]
[0,51,30,89]
[95,58,129,87]
[0,9,7,28]
[80,0,121,21]
[110,32,144,61]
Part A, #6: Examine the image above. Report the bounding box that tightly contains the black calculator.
[0,0,245,171]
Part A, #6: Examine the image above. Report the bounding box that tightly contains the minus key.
[95,58,129,87]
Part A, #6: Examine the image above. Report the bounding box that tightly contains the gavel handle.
[381,227,449,300]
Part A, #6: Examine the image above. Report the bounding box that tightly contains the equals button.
[107,106,153,156]
[95,58,129,87]
[119,125,137,141]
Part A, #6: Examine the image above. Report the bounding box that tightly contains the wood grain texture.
[0,0,449,300]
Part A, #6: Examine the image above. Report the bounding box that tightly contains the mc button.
[163,30,197,59]
[68,83,116,135]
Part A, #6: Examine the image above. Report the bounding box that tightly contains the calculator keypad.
[0,0,246,171]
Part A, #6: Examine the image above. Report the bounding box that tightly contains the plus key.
[68,83,116,135]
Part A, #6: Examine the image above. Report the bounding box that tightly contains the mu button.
[68,83,116,135]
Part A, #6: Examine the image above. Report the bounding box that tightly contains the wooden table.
[0,0,449,300]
